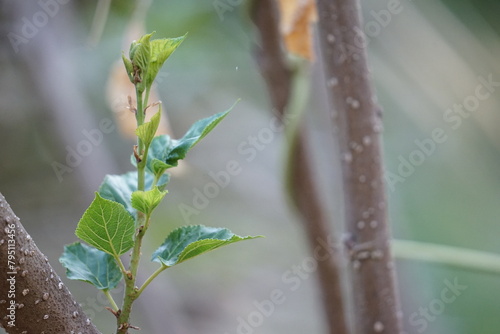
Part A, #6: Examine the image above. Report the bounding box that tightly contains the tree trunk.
[0,193,101,334]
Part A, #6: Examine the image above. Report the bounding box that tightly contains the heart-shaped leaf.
[59,242,122,290]
[145,35,186,87]
[75,193,135,257]
[131,187,167,215]
[99,171,170,217]
[151,225,261,267]
[136,108,162,148]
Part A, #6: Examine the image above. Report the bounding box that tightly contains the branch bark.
[0,193,101,334]
[314,0,403,332]
[251,1,348,333]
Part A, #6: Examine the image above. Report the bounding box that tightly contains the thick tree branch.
[315,0,403,332]
[0,193,101,334]
[251,1,348,333]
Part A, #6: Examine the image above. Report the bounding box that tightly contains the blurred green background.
[1,0,500,333]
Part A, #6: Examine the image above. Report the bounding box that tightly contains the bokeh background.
[1,0,500,333]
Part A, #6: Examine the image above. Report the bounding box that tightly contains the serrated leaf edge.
[152,225,261,267]
[75,193,135,257]
[60,242,122,290]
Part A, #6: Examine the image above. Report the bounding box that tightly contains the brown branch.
[251,1,349,333]
[288,132,349,334]
[251,0,292,115]
[0,193,101,334]
[314,0,403,332]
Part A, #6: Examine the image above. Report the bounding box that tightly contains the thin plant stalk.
[116,86,151,334]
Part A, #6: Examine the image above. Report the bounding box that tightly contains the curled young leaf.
[123,32,185,92]
[136,108,162,149]
[131,187,167,215]
[121,52,134,83]
[99,171,170,217]
[129,33,153,73]
[145,34,186,87]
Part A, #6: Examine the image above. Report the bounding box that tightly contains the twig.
[251,1,349,333]
[314,0,403,332]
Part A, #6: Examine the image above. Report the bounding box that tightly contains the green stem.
[136,264,168,297]
[143,213,152,231]
[144,86,152,113]
[392,239,500,275]
[113,255,127,276]
[137,167,145,196]
[116,87,151,334]
[152,174,160,188]
[138,144,151,191]
[136,89,146,192]
[103,289,119,312]
[135,90,145,141]
[116,231,143,333]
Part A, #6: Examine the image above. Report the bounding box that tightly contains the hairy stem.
[315,0,403,331]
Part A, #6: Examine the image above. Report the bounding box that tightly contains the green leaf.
[122,52,134,83]
[99,171,170,217]
[99,172,137,216]
[59,242,122,290]
[155,172,170,189]
[145,34,186,87]
[151,225,261,267]
[131,187,167,215]
[145,135,176,175]
[165,109,231,165]
[136,108,162,148]
[75,193,135,257]
[130,33,152,73]
[128,32,153,92]
[140,103,236,176]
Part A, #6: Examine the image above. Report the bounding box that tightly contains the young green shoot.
[59,32,261,334]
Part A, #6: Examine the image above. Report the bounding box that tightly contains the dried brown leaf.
[277,0,317,60]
